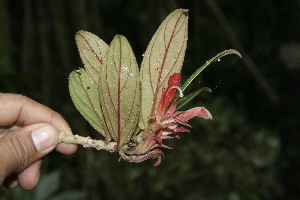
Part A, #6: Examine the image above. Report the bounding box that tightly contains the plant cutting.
[59,9,241,166]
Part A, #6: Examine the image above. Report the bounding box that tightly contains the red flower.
[123,73,212,166]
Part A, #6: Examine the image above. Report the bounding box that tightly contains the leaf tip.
[178,8,189,14]
[75,30,86,39]
[229,49,242,59]
[114,34,124,38]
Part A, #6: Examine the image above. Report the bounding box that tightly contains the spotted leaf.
[75,30,109,85]
[140,9,188,130]
[69,68,109,139]
[99,35,140,151]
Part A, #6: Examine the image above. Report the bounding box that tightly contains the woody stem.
[58,132,116,152]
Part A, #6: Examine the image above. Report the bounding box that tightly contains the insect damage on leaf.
[62,9,242,166]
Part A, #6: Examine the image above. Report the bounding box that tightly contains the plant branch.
[58,132,116,152]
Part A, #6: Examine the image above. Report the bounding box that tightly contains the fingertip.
[31,125,59,153]
[55,142,78,155]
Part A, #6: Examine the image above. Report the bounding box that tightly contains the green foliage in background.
[8,171,86,200]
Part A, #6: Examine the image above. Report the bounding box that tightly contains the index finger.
[0,93,77,154]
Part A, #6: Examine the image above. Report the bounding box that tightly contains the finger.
[3,159,43,190]
[18,160,42,190]
[0,123,57,184]
[3,174,18,189]
[0,94,65,128]
[0,93,77,154]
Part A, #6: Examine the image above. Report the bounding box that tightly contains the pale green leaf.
[140,9,189,129]
[75,30,109,85]
[99,35,140,150]
[69,68,108,138]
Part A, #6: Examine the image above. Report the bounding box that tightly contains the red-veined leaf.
[99,35,140,151]
[75,30,109,85]
[69,68,109,139]
[140,9,188,130]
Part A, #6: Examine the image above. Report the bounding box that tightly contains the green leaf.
[140,9,189,129]
[99,35,140,150]
[176,87,212,110]
[10,186,34,200]
[69,68,108,138]
[34,170,61,200]
[75,30,109,85]
[175,49,242,101]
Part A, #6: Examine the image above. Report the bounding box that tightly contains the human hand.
[0,93,77,190]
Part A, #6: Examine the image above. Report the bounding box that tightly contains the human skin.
[0,93,77,190]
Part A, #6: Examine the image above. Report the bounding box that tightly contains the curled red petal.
[160,135,174,140]
[123,149,165,166]
[126,136,162,155]
[145,149,165,166]
[174,127,190,132]
[179,107,212,122]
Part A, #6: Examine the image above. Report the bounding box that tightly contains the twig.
[58,132,116,152]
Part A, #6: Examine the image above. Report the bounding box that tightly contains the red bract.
[123,73,212,166]
[156,73,181,122]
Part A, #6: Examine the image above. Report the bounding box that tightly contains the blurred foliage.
[6,170,86,200]
[0,0,289,199]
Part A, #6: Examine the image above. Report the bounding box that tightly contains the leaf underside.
[140,9,189,129]
[75,30,109,86]
[99,35,140,150]
[69,68,106,137]
[70,30,110,139]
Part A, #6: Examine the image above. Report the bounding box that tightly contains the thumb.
[0,123,58,180]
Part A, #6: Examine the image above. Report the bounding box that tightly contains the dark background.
[0,0,299,199]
